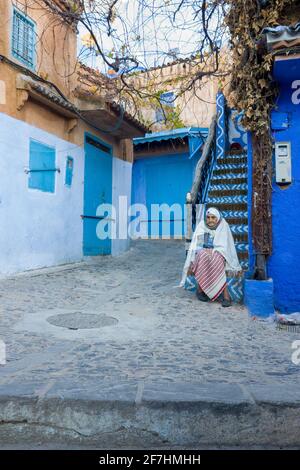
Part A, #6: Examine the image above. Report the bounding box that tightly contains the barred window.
[12,8,36,69]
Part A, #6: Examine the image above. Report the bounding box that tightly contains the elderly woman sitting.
[183,207,241,307]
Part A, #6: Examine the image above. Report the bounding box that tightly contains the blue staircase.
[185,92,249,303]
[206,150,249,302]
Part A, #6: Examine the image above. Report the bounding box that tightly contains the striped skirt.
[191,249,226,301]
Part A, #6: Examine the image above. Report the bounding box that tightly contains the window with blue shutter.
[12,8,36,70]
[65,156,74,187]
[28,140,56,193]
[155,91,175,122]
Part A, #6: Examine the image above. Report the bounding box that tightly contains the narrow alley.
[0,240,298,388]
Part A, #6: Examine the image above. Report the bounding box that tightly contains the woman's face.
[206,214,218,228]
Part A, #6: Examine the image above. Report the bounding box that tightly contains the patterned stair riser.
[240,260,249,270]
[235,243,249,252]
[210,183,248,191]
[221,210,248,218]
[229,225,248,235]
[227,276,244,300]
[215,163,248,171]
[210,173,247,180]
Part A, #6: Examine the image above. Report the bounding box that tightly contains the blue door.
[132,153,193,238]
[83,134,112,255]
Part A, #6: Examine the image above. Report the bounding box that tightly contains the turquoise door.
[83,134,112,255]
[132,153,193,238]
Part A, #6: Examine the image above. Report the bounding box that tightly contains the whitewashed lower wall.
[0,113,133,276]
[0,112,85,276]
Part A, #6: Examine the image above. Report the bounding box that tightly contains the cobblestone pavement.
[0,240,299,389]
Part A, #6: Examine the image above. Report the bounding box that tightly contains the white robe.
[180,218,241,287]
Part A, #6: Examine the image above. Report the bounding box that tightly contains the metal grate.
[12,9,35,68]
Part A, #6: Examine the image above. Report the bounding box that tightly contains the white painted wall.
[0,113,133,276]
[112,157,132,256]
[0,112,85,276]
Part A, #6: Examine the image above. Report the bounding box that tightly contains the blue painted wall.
[246,131,255,278]
[265,57,300,312]
[132,152,197,237]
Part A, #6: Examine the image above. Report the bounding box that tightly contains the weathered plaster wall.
[0,60,122,157]
[0,0,77,97]
[129,61,218,130]
[0,111,133,275]
[0,111,84,275]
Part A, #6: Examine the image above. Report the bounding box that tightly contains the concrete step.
[225,217,248,225]
[211,173,247,181]
[1,381,300,448]
[225,150,247,157]
[229,224,248,235]
[221,210,248,218]
[210,179,247,188]
[217,156,247,165]
[215,162,247,171]
[209,202,248,212]
[233,233,248,242]
[214,167,247,177]
[209,189,247,197]
[235,242,249,252]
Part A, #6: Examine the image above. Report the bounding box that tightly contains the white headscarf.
[180,207,241,287]
[206,207,221,223]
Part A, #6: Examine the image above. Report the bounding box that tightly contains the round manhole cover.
[47,313,118,330]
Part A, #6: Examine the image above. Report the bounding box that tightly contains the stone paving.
[0,240,299,389]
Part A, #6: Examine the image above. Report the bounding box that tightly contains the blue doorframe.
[83,133,113,255]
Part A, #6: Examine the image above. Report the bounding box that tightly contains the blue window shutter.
[156,91,175,122]
[12,8,36,70]
[160,91,175,107]
[29,140,56,193]
[65,156,74,187]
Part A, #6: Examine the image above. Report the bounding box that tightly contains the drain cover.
[47,312,118,330]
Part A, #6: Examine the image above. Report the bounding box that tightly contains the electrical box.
[275,142,291,184]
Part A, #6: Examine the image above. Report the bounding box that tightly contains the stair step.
[208,203,248,211]
[225,150,247,156]
[230,224,248,235]
[240,259,249,269]
[209,180,248,191]
[235,242,249,251]
[217,157,247,165]
[213,167,247,176]
[233,233,248,242]
[238,251,249,260]
[207,195,248,204]
[215,162,247,171]
[209,189,247,197]
[220,210,248,218]
[211,174,247,182]
[226,217,248,225]
[210,178,247,186]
